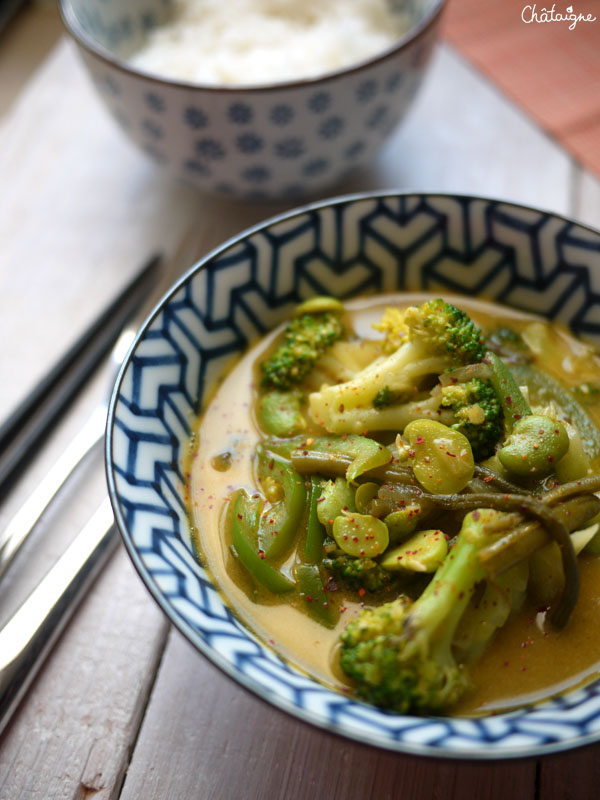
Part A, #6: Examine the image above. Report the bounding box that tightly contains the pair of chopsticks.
[0,254,161,502]
[0,253,162,734]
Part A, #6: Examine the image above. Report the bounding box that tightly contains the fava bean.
[332,512,389,558]
[497,415,569,477]
[380,529,448,573]
[384,504,421,543]
[403,419,475,494]
[316,477,356,531]
[355,482,380,513]
[258,391,306,437]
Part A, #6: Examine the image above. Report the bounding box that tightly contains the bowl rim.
[59,0,447,93]
[105,190,600,760]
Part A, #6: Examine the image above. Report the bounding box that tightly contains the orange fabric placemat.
[442,0,600,177]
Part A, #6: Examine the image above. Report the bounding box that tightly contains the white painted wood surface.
[0,9,598,799]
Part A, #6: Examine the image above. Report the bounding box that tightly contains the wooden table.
[1,5,599,798]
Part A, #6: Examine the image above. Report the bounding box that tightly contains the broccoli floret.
[309,299,486,434]
[339,508,507,714]
[440,378,503,460]
[323,555,395,593]
[261,313,343,390]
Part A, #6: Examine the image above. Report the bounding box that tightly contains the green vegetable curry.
[187,294,600,717]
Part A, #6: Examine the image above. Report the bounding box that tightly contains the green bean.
[291,434,391,482]
[486,351,531,432]
[304,475,327,564]
[478,495,600,574]
[473,465,525,494]
[290,447,414,484]
[229,490,294,594]
[542,474,600,505]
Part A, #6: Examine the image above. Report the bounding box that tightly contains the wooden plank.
[120,629,537,800]
[538,747,600,800]
[0,545,169,800]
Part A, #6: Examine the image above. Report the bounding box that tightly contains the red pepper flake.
[258,550,266,559]
[415,435,426,445]
[268,458,275,470]
[305,595,313,603]
[505,396,513,406]
[548,455,555,462]
[358,588,366,597]
[237,513,243,519]
[483,475,493,483]
[513,413,522,420]
[446,451,456,458]
[339,404,345,413]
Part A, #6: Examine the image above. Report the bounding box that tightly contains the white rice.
[128,0,413,86]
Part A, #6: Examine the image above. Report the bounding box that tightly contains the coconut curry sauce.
[186,294,600,716]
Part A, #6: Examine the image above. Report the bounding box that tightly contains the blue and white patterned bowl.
[59,0,445,200]
[106,192,600,759]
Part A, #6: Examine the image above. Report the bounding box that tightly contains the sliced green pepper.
[229,489,294,593]
[304,475,327,564]
[256,446,307,560]
[293,434,391,482]
[294,563,339,628]
[486,351,531,433]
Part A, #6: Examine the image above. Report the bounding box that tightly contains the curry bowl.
[59,0,445,200]
[106,192,600,759]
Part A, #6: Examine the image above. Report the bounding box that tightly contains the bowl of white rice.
[60,0,446,200]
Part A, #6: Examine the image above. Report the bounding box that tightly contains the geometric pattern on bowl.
[106,192,600,758]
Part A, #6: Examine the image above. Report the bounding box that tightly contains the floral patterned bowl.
[106,192,600,759]
[59,0,445,200]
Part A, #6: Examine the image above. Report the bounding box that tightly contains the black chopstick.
[0,254,162,500]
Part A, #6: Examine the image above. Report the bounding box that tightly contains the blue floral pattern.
[66,0,442,199]
[107,194,600,759]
